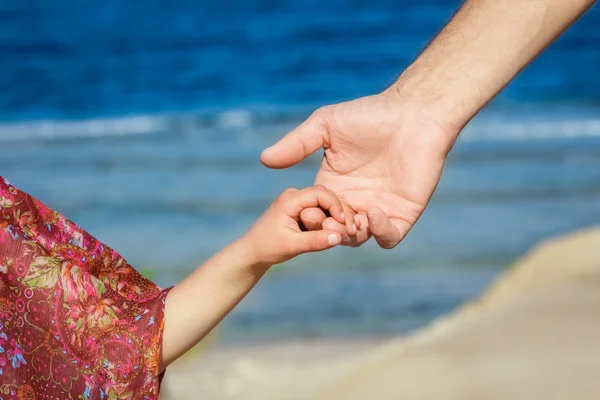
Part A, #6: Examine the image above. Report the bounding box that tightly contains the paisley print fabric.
[0,176,171,399]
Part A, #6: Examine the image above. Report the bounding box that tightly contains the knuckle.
[279,188,298,201]
[311,105,334,125]
[311,106,328,120]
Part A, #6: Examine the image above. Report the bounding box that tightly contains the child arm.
[159,186,355,370]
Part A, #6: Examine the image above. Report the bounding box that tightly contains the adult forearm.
[394,0,595,134]
[159,240,267,370]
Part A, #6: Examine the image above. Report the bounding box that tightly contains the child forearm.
[159,239,268,371]
[157,186,351,371]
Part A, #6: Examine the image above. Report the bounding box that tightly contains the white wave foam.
[215,109,254,129]
[463,118,600,141]
[0,115,168,142]
[0,110,259,143]
[1,112,600,143]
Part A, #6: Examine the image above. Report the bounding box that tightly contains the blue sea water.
[1,0,599,343]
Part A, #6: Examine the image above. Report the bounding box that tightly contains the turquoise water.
[1,0,599,342]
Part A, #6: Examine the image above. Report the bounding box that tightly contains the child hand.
[242,185,357,267]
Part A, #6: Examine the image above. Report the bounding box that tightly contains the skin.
[261,0,596,249]
[156,0,596,373]
[159,186,356,371]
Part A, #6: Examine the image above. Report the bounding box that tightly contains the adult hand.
[261,0,593,249]
[261,90,456,249]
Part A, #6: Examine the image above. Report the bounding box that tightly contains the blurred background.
[1,0,599,345]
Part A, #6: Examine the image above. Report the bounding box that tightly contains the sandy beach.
[161,227,600,400]
[160,337,392,399]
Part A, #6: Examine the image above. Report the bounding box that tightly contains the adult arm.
[395,0,596,134]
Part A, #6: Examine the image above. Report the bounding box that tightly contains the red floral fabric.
[0,176,171,399]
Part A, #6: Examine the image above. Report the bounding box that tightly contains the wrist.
[380,79,463,156]
[229,237,272,276]
[387,70,473,137]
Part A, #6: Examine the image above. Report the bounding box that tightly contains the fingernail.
[340,212,346,221]
[328,233,340,246]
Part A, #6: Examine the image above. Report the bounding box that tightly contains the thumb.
[261,108,329,169]
[295,230,341,254]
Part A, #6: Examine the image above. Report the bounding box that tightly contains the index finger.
[282,185,346,225]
